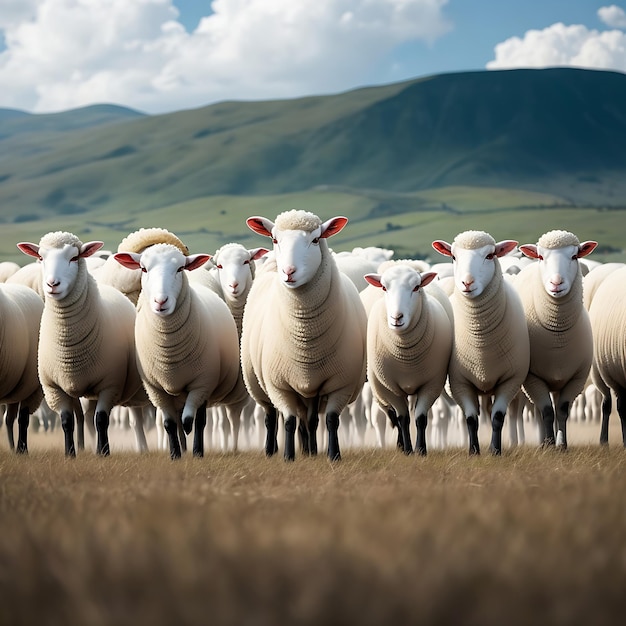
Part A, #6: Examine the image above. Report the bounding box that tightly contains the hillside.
[0,67,625,227]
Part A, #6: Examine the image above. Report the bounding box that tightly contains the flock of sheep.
[0,209,623,461]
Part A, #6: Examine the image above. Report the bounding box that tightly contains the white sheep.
[432,230,530,455]
[93,227,190,306]
[363,263,453,455]
[18,232,149,457]
[0,282,44,453]
[114,243,249,459]
[586,264,626,447]
[515,230,597,448]
[241,209,367,461]
[6,261,46,298]
[0,261,20,282]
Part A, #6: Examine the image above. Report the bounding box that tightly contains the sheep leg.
[16,406,30,454]
[540,404,556,446]
[326,411,341,461]
[74,398,86,451]
[164,415,182,459]
[264,407,278,456]
[298,421,309,455]
[489,410,505,456]
[555,400,570,450]
[415,413,428,456]
[465,415,480,455]
[60,409,76,457]
[193,407,207,458]
[386,408,403,450]
[616,389,626,447]
[284,415,296,461]
[4,404,17,451]
[303,396,320,456]
[95,410,110,456]
[397,413,413,455]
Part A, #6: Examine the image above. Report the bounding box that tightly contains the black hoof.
[416,447,427,456]
[16,444,28,455]
[182,416,194,435]
[489,446,502,456]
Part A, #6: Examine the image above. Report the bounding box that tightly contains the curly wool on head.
[39,231,83,250]
[274,209,322,232]
[118,227,189,255]
[537,230,580,249]
[454,230,495,250]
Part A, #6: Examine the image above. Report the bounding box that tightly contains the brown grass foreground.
[1,434,626,626]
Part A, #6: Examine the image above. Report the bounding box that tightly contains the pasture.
[2,421,625,626]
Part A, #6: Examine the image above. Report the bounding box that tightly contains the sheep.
[18,231,149,457]
[432,230,530,455]
[0,282,44,453]
[6,261,46,298]
[114,243,250,459]
[515,230,597,449]
[93,227,190,306]
[363,263,453,455]
[586,264,626,447]
[240,209,367,461]
[0,261,20,282]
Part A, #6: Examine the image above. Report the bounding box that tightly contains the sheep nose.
[47,278,60,287]
[392,313,403,323]
[154,296,168,305]
[230,281,239,290]
[550,275,563,286]
[283,265,296,277]
[462,276,474,288]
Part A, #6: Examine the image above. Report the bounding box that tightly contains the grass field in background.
[1,185,624,264]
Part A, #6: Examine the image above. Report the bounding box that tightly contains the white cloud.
[0,0,451,113]
[487,6,626,73]
[488,23,626,71]
[598,4,626,28]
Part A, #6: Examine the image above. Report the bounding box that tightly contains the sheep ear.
[113,252,142,270]
[419,272,438,288]
[519,244,540,259]
[494,240,519,257]
[364,273,383,289]
[320,216,348,239]
[249,247,269,261]
[17,242,41,260]
[432,240,452,257]
[80,241,104,258]
[247,217,274,238]
[577,241,598,258]
[185,254,212,271]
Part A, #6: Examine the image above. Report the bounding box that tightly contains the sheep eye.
[486,253,495,260]
[538,255,544,261]
[272,238,278,244]
[216,264,223,269]
[140,266,147,273]
[381,286,387,291]
[571,254,578,261]
[244,260,250,265]
[451,255,456,262]
[312,237,320,244]
[413,285,420,292]
[177,266,184,273]
[70,256,79,263]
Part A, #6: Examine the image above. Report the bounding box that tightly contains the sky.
[0,0,624,115]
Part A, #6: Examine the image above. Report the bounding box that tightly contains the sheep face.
[114,245,210,316]
[214,245,268,299]
[17,240,104,301]
[432,236,518,299]
[519,240,598,299]
[364,266,437,330]
[247,214,348,289]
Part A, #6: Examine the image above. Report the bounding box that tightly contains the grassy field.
[1,421,625,626]
[0,186,625,265]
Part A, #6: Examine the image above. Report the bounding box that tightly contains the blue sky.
[0,0,624,114]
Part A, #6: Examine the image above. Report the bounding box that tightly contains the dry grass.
[1,424,626,626]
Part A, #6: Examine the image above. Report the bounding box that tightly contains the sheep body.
[586,265,626,446]
[241,210,367,461]
[516,230,597,448]
[114,243,248,459]
[432,230,530,455]
[0,283,44,452]
[18,231,148,456]
[364,264,453,455]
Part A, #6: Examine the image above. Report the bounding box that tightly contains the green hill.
[1,68,625,264]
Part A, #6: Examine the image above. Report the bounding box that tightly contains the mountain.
[0,67,625,223]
